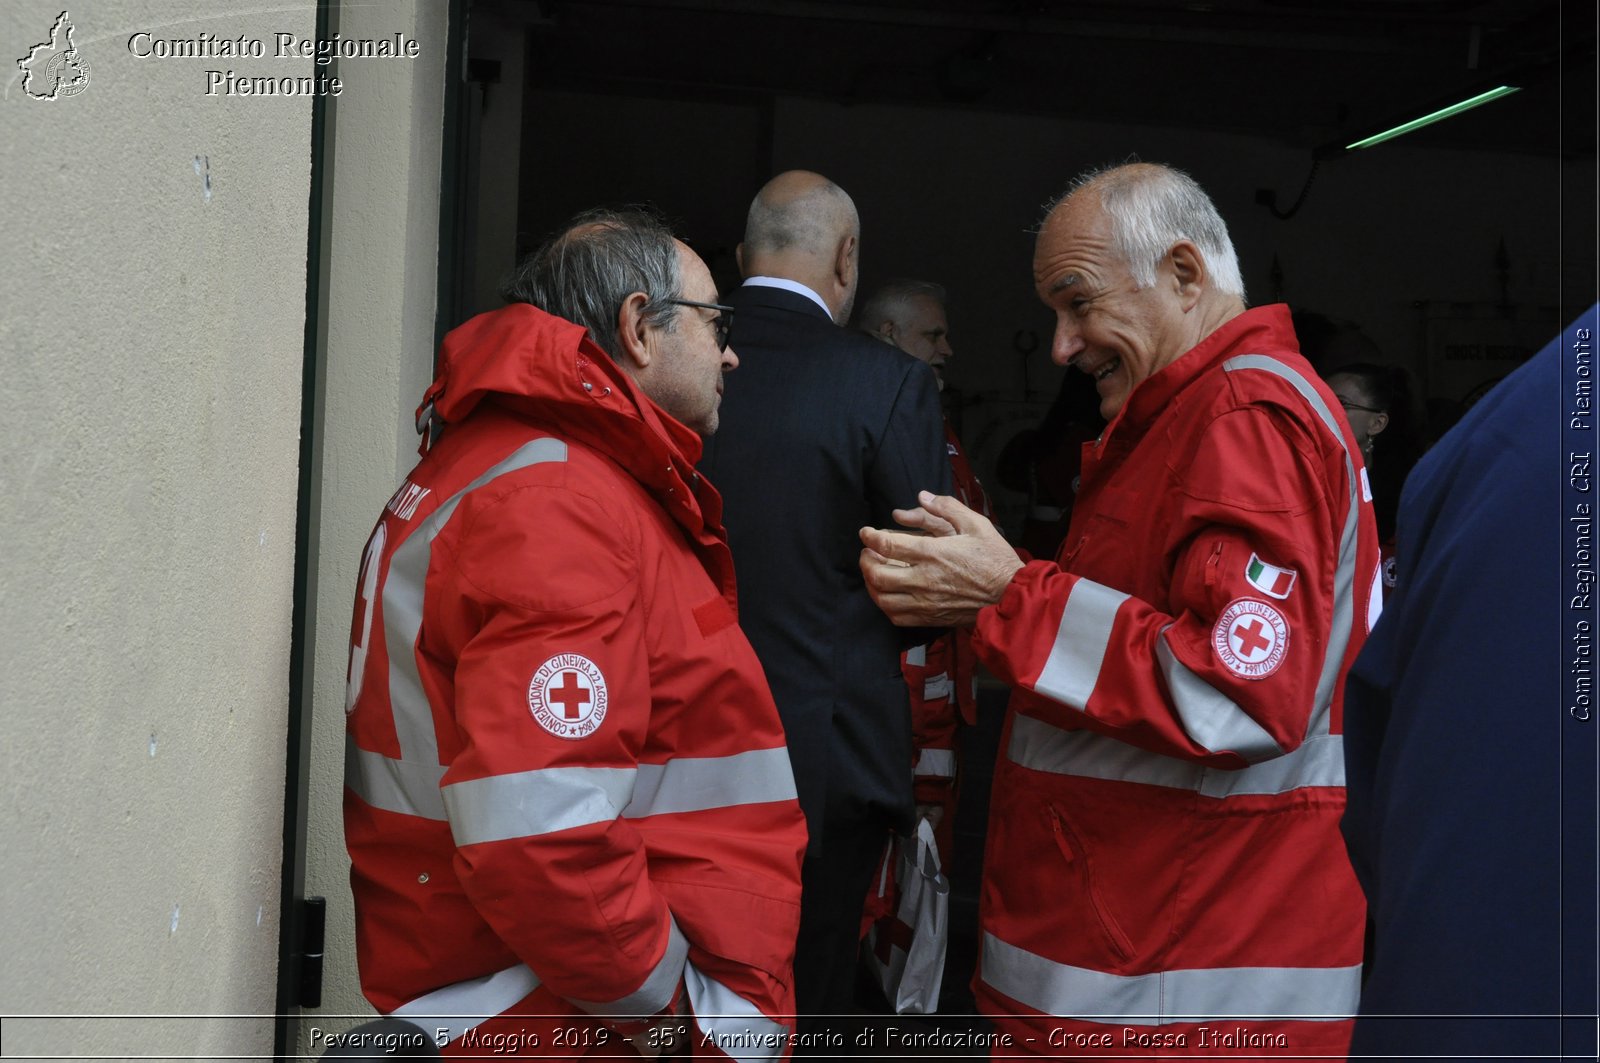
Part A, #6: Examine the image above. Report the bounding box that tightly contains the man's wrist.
[984,555,1026,605]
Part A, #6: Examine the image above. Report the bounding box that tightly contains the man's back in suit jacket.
[699,283,950,852]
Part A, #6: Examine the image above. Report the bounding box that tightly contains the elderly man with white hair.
[860,162,1381,1056]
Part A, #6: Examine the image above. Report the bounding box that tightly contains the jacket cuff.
[569,915,688,1025]
[979,559,1055,630]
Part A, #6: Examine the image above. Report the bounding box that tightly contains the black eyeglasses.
[1337,398,1383,414]
[669,299,735,352]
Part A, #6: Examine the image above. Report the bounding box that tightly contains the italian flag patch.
[1245,553,1297,599]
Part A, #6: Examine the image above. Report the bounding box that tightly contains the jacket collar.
[742,276,834,319]
[419,303,731,563]
[731,281,835,322]
[1104,303,1300,442]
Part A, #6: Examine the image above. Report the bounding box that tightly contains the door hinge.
[297,896,326,1009]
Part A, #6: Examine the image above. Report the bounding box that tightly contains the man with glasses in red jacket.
[344,208,808,1059]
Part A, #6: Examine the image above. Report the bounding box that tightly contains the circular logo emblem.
[1212,598,1290,680]
[528,653,608,739]
[46,50,90,98]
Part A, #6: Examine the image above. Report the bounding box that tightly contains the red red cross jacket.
[900,423,992,849]
[970,306,1381,1056]
[343,303,808,1057]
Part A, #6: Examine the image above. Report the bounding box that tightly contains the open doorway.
[442,0,1590,1026]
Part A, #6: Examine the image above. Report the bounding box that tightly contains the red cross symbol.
[1232,619,1272,658]
[873,915,914,965]
[549,671,592,720]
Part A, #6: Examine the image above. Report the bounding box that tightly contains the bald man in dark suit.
[698,171,949,1040]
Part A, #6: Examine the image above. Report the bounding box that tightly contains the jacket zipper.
[1204,540,1225,588]
[1046,806,1135,964]
[1061,534,1089,567]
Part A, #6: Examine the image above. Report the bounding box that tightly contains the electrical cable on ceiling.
[1262,156,1320,221]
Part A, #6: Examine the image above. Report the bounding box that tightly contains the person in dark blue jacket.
[1341,306,1599,1060]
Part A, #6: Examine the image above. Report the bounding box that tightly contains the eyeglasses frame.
[1336,398,1384,414]
[667,298,736,352]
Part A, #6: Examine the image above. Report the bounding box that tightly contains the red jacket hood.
[418,302,727,553]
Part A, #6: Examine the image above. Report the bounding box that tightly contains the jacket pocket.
[1044,803,1135,965]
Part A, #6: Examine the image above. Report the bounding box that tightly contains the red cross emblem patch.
[528,653,609,739]
[1212,598,1290,680]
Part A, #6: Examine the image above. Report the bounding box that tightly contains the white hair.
[856,278,946,332]
[1052,163,1246,299]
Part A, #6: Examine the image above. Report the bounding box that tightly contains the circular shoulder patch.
[528,653,609,739]
[1212,598,1290,680]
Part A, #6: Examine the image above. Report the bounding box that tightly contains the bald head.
[744,171,857,258]
[738,170,861,323]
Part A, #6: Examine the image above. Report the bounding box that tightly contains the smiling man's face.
[1033,193,1189,421]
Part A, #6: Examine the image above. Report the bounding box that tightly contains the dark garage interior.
[453,0,1594,534]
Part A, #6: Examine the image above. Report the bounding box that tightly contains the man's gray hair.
[500,207,682,358]
[1049,163,1246,299]
[856,278,947,332]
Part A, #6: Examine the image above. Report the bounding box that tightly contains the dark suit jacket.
[699,283,951,852]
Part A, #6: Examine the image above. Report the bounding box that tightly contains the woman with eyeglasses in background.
[1326,362,1424,591]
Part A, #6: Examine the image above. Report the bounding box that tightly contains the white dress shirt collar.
[742,276,834,321]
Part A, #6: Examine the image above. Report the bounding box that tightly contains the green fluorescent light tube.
[1346,85,1522,150]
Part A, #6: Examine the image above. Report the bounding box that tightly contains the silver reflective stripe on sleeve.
[914,748,957,778]
[1034,579,1129,710]
[1202,732,1343,794]
[347,739,460,818]
[443,766,638,847]
[349,437,570,821]
[625,747,799,818]
[922,672,952,700]
[1124,356,1365,761]
[1007,713,1344,795]
[569,917,688,1017]
[442,747,799,846]
[1223,355,1362,746]
[981,932,1359,1025]
[685,961,790,1063]
[1156,627,1283,762]
[905,644,928,667]
[391,962,542,1045]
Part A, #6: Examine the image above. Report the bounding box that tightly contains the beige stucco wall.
[296,1,448,1057]
[0,0,315,1057]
